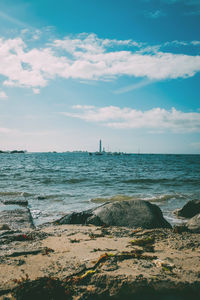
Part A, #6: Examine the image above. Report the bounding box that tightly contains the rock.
[172,225,188,233]
[2,199,28,206]
[55,210,93,225]
[186,214,200,233]
[0,224,11,230]
[87,200,171,229]
[38,196,46,200]
[56,200,172,229]
[174,200,200,218]
[0,208,34,230]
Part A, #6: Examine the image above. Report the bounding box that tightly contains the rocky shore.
[0,199,200,299]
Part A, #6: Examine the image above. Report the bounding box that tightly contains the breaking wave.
[146,194,187,202]
[91,194,138,203]
[91,193,188,204]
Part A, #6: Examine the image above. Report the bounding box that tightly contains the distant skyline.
[0,0,200,153]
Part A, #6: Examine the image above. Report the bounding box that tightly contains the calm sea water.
[0,153,199,226]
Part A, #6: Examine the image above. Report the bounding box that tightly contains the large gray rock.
[174,200,200,219]
[56,200,171,229]
[186,213,200,233]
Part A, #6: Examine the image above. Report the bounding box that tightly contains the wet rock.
[0,224,11,231]
[2,199,28,206]
[38,196,46,200]
[56,200,172,229]
[0,208,34,230]
[174,200,200,219]
[186,214,200,233]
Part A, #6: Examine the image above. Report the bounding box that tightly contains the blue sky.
[0,0,200,153]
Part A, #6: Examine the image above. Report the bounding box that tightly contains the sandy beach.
[1,223,200,299]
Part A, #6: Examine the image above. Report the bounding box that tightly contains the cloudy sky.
[0,0,200,153]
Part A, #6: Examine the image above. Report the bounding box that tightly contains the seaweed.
[11,250,158,299]
[130,236,155,247]
[69,238,80,243]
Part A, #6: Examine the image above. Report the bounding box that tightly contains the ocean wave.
[91,193,187,204]
[123,178,200,185]
[31,209,41,219]
[146,194,187,202]
[164,214,187,225]
[40,178,53,184]
[65,178,88,184]
[37,193,73,200]
[40,177,88,184]
[0,191,33,197]
[122,178,175,184]
[0,173,8,177]
[91,194,138,203]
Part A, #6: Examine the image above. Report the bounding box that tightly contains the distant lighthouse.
[99,139,102,153]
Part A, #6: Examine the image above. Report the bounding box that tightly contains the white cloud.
[163,40,200,47]
[62,105,200,133]
[52,33,143,54]
[0,33,200,91]
[191,40,200,45]
[72,104,95,109]
[0,90,8,99]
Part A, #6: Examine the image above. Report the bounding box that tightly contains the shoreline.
[0,197,200,299]
[0,193,189,228]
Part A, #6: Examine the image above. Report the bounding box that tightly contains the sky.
[0,0,200,153]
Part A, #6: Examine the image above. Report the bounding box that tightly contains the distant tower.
[99,139,102,153]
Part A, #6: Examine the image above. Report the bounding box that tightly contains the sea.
[0,152,200,226]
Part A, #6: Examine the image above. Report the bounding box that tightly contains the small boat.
[95,151,103,156]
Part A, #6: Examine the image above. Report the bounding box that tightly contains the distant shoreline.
[0,150,199,155]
